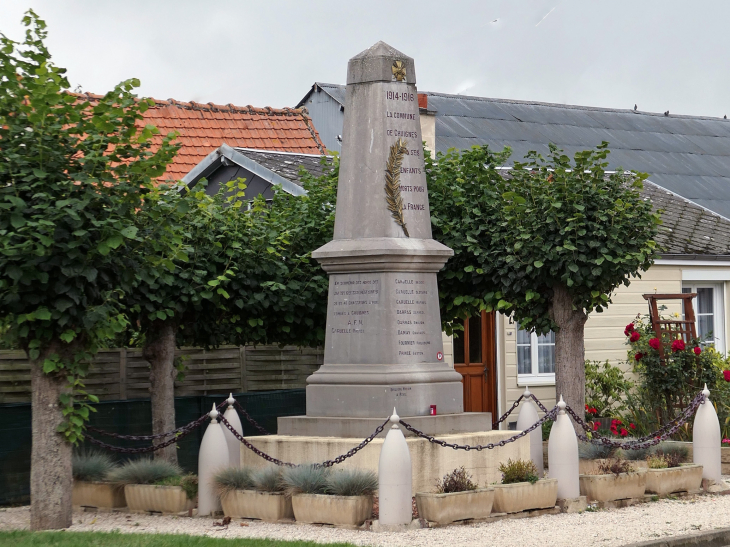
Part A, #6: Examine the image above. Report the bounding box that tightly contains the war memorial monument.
[244,42,528,491]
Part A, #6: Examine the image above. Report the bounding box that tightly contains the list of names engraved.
[395,276,430,357]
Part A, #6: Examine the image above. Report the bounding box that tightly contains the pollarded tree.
[0,12,178,529]
[428,143,660,417]
[121,179,258,462]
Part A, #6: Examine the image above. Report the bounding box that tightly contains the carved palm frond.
[384,138,409,237]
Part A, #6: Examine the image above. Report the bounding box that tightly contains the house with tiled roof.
[76,93,327,184]
[298,82,730,426]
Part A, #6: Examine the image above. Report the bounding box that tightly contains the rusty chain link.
[400,406,559,451]
[233,400,271,436]
[492,394,525,429]
[219,414,389,468]
[564,390,705,450]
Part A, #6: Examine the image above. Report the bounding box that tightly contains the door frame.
[454,310,497,416]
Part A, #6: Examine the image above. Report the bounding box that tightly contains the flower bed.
[416,467,494,524]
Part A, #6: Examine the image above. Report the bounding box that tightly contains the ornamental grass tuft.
[154,474,198,500]
[72,450,117,482]
[435,466,478,493]
[325,469,378,497]
[252,467,285,493]
[578,441,616,460]
[281,465,329,495]
[108,458,182,486]
[213,467,255,496]
[499,459,539,485]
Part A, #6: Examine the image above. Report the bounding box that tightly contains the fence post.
[119,348,127,400]
[198,404,229,516]
[223,394,243,467]
[240,346,248,393]
[693,384,722,483]
[516,388,544,477]
[378,408,412,526]
[548,396,579,499]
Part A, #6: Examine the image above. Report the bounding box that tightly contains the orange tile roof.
[75,93,327,182]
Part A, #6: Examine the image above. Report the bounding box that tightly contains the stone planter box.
[415,488,494,525]
[579,470,647,502]
[492,479,558,514]
[645,464,703,496]
[579,459,647,475]
[291,493,372,526]
[124,484,195,514]
[72,481,126,509]
[221,490,293,522]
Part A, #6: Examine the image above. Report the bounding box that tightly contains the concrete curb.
[623,527,730,547]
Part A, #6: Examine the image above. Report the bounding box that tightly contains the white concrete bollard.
[198,403,230,516]
[222,393,243,468]
[516,388,544,477]
[378,408,412,526]
[548,395,580,499]
[693,384,722,483]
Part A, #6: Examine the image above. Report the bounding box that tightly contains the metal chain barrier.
[86,400,229,442]
[233,400,271,436]
[219,414,390,468]
[564,390,705,450]
[492,393,525,429]
[400,405,559,451]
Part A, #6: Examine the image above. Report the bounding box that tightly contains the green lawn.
[0,531,359,547]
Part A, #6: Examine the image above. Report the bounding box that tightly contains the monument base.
[278,412,492,438]
[241,431,529,495]
[305,380,464,417]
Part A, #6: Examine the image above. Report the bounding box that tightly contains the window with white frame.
[516,323,556,385]
[682,283,725,354]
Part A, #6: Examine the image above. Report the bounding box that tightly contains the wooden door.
[453,311,497,414]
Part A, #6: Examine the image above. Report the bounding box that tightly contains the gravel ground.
[2,495,730,547]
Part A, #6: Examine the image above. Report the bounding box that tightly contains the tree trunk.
[551,283,588,431]
[143,320,178,464]
[30,343,72,530]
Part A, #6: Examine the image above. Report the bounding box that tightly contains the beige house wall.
[441,263,730,429]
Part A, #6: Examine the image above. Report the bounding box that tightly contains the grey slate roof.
[234,148,333,186]
[641,180,730,257]
[426,92,730,219]
[296,83,346,109]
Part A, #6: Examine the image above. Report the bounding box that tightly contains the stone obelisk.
[307,41,464,418]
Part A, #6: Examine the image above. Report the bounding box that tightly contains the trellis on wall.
[643,293,697,363]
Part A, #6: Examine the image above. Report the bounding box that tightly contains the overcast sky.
[0,1,727,118]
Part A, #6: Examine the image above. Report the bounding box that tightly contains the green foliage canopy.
[427,143,661,335]
[0,12,179,441]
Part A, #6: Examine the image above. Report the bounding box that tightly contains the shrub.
[72,450,117,482]
[326,469,378,496]
[595,458,635,476]
[252,467,285,493]
[622,446,651,461]
[155,474,198,500]
[108,458,182,485]
[651,442,689,465]
[281,465,329,495]
[499,459,539,485]
[647,455,668,469]
[585,360,634,418]
[213,467,255,495]
[578,441,615,460]
[435,467,478,493]
[541,419,553,442]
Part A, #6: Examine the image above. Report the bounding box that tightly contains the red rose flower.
[723,370,730,382]
[615,420,622,426]
[624,323,634,336]
[593,422,599,431]
[634,352,643,361]
[620,428,628,437]
[671,339,686,352]
[629,331,641,343]
[591,407,597,414]
[630,423,636,430]
[611,419,618,425]
[694,346,702,355]
[649,338,661,350]
[585,404,589,410]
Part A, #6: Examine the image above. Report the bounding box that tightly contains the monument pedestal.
[241,431,529,496]
[278,412,492,438]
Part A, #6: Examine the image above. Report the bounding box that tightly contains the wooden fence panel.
[0,345,323,403]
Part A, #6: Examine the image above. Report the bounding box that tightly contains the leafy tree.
[428,143,660,418]
[0,12,177,529]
